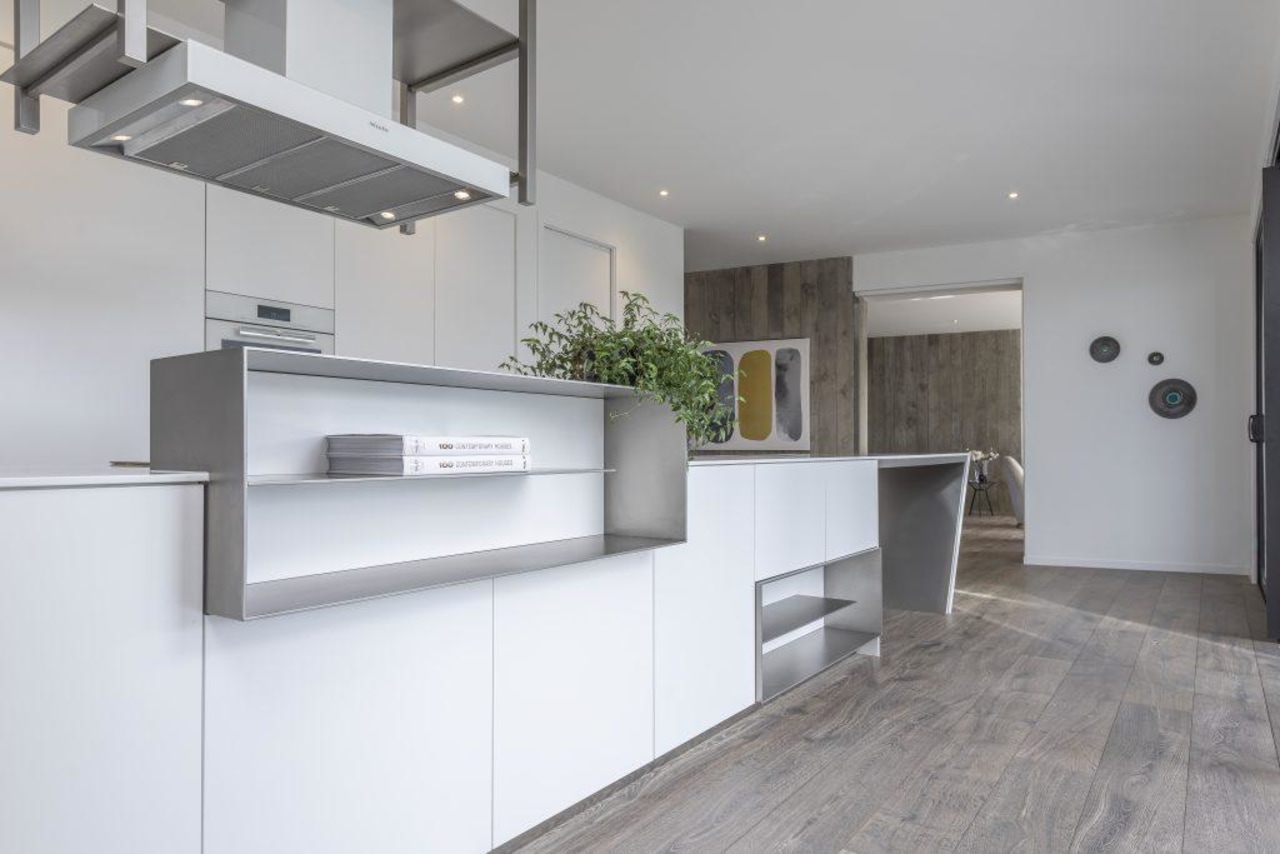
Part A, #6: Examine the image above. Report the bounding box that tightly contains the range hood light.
[379,211,397,220]
[453,189,471,201]
[168,162,189,170]
[111,134,133,142]
[178,98,204,107]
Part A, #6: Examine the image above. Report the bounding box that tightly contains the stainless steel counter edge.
[0,470,210,490]
[688,453,970,468]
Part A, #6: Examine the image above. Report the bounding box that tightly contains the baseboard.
[1024,554,1249,576]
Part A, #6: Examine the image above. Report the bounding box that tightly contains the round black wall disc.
[1149,378,1197,419]
[1148,352,1164,365]
[1090,336,1121,363]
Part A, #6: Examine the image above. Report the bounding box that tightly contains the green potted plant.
[501,292,737,450]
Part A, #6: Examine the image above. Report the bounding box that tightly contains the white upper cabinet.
[0,93,203,468]
[539,226,613,322]
[825,460,880,559]
[654,465,756,755]
[334,220,435,364]
[207,186,336,309]
[436,204,518,371]
[754,462,827,580]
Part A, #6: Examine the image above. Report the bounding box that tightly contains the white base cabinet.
[825,460,880,559]
[493,553,655,846]
[654,465,757,755]
[754,462,827,580]
[0,485,204,854]
[204,581,494,854]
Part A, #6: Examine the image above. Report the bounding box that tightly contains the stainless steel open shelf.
[152,347,689,621]
[755,548,882,703]
[243,534,679,619]
[247,468,614,486]
[761,628,879,701]
[244,348,636,398]
[760,594,856,644]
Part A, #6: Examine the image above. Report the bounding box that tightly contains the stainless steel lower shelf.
[241,533,681,620]
[761,594,857,644]
[761,627,878,701]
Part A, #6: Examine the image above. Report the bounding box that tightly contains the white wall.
[855,216,1255,576]
[0,45,683,469]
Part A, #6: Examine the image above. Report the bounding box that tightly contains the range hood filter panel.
[300,167,460,219]
[221,138,398,201]
[132,103,322,179]
[68,40,510,227]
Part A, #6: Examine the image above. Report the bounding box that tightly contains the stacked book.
[325,434,532,476]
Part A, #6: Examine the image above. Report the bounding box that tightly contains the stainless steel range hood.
[3,0,535,228]
[66,40,510,228]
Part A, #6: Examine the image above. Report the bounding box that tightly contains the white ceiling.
[866,289,1022,338]
[6,0,1278,273]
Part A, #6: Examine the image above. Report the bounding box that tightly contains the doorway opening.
[860,281,1025,551]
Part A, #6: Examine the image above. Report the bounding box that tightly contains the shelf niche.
[151,348,689,620]
[756,548,882,702]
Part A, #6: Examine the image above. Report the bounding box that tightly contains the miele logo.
[369,121,390,133]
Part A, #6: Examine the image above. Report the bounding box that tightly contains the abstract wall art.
[704,338,811,451]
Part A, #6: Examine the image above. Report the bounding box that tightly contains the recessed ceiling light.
[379,211,397,220]
[451,94,465,105]
[179,98,204,107]
[953,319,960,324]
[454,189,472,201]
[1007,190,1020,200]
[659,189,670,197]
[757,234,767,242]
[111,134,133,142]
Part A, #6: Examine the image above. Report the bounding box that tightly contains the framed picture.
[705,338,811,452]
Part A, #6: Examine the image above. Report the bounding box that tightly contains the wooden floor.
[513,517,1280,853]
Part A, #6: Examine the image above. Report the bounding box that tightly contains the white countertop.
[689,453,970,468]
[0,468,210,490]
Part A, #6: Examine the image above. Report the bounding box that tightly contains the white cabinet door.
[654,465,756,755]
[207,186,336,308]
[539,226,613,323]
[493,553,654,845]
[335,220,434,363]
[436,204,518,371]
[0,485,203,854]
[205,581,494,854]
[754,462,826,580]
[825,460,880,559]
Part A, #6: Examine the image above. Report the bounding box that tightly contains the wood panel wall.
[867,329,1022,514]
[684,257,863,455]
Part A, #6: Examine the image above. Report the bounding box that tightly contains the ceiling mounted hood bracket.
[3,3,179,134]
[395,0,536,208]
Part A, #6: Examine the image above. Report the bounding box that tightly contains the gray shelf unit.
[760,594,857,644]
[151,347,688,620]
[756,548,882,702]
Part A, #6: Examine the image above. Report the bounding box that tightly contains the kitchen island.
[2,351,972,854]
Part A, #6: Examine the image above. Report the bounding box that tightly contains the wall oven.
[206,291,335,354]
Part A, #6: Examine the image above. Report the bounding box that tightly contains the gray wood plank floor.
[512,518,1280,853]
